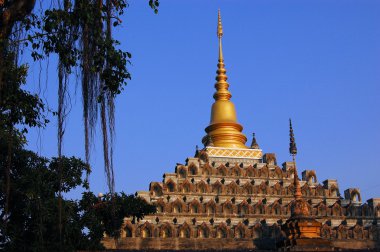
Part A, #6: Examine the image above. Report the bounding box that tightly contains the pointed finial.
[217,9,223,38]
[217,9,224,64]
[250,132,260,149]
[289,119,302,200]
[289,119,297,156]
[195,145,199,157]
[213,9,230,102]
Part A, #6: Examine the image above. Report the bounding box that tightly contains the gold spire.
[217,9,223,38]
[203,10,247,149]
[217,9,224,63]
[213,9,231,103]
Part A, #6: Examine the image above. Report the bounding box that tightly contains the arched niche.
[206,200,216,215]
[230,165,241,177]
[179,224,191,238]
[160,223,173,238]
[216,223,228,238]
[216,165,227,176]
[234,224,246,238]
[198,223,210,238]
[166,179,176,193]
[351,189,361,202]
[150,183,163,197]
[177,166,187,178]
[140,222,154,238]
[155,199,165,213]
[188,163,198,175]
[189,199,202,214]
[223,201,234,215]
[212,181,223,194]
[197,181,208,193]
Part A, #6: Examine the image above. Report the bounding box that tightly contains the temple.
[103,10,380,251]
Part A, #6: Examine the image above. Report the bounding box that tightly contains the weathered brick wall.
[108,154,380,250]
[103,237,256,250]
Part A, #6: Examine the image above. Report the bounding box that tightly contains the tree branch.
[1,0,36,40]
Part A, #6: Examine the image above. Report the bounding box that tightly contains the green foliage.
[2,0,160,194]
[80,191,156,243]
[0,50,156,250]
[20,0,159,100]
[0,2,159,251]
[0,139,156,251]
[0,52,48,138]
[149,0,160,14]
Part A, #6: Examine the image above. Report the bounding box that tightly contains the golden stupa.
[202,10,262,159]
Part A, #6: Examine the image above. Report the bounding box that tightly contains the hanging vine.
[0,0,159,248]
[10,0,160,194]
[1,0,159,243]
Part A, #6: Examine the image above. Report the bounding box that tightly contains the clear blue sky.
[26,0,380,201]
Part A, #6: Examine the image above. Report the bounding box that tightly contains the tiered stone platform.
[103,149,380,250]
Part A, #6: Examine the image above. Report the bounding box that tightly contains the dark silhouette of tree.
[1,0,159,197]
[0,139,156,251]
[1,1,159,250]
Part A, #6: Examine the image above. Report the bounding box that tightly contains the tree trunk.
[0,0,36,89]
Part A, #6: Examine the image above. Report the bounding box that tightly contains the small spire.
[195,145,199,157]
[289,119,302,200]
[250,133,260,149]
[217,9,224,62]
[214,9,231,102]
[293,166,302,200]
[217,9,223,39]
[289,119,297,156]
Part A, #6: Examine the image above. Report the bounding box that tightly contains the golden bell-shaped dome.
[203,10,247,149]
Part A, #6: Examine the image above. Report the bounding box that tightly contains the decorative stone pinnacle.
[250,132,260,149]
[289,119,302,201]
[289,118,297,156]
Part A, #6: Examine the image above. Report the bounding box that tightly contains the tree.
[0,50,48,214]
[0,58,156,251]
[1,1,159,250]
[1,0,159,195]
[0,140,156,251]
[0,48,156,252]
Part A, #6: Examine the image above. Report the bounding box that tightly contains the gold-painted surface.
[205,146,262,159]
[217,9,223,38]
[204,10,248,149]
[285,218,322,239]
[296,220,322,239]
[205,122,247,149]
